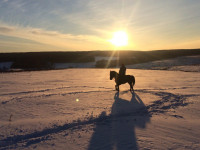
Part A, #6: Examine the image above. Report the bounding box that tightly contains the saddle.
[117,75,127,83]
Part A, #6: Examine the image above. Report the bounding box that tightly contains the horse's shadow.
[88,91,150,150]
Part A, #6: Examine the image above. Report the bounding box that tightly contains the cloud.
[0,26,14,33]
[30,29,59,36]
[0,23,110,52]
[3,0,9,3]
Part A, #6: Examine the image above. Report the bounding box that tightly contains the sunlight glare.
[109,31,128,47]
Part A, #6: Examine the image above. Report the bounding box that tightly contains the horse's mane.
[110,71,118,75]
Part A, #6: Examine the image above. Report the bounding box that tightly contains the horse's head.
[110,71,116,80]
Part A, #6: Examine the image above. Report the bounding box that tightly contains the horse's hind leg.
[115,85,119,91]
[129,82,133,91]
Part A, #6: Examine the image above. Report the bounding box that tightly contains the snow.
[0,60,200,149]
[127,55,200,72]
[95,56,119,62]
[0,62,12,71]
[54,62,95,69]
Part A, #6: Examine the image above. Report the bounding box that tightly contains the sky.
[0,0,200,52]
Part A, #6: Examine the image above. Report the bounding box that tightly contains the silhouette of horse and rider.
[110,64,135,91]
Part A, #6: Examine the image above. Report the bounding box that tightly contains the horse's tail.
[132,76,135,87]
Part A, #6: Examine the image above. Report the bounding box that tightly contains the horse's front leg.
[115,85,119,91]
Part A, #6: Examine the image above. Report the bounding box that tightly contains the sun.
[109,31,128,47]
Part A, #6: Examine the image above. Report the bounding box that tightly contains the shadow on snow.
[87,91,150,150]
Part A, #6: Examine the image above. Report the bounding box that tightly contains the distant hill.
[0,49,200,71]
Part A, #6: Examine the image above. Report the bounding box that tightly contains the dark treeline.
[0,51,95,70]
[0,49,200,70]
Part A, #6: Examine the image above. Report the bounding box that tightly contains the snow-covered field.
[0,65,200,149]
[127,55,200,72]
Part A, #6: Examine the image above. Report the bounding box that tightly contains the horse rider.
[119,64,126,77]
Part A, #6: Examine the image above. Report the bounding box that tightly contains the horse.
[110,71,135,91]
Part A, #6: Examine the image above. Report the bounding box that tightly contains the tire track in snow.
[136,89,198,115]
[0,85,104,96]
[0,113,112,149]
[0,86,113,104]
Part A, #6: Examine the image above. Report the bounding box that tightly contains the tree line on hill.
[0,49,200,71]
